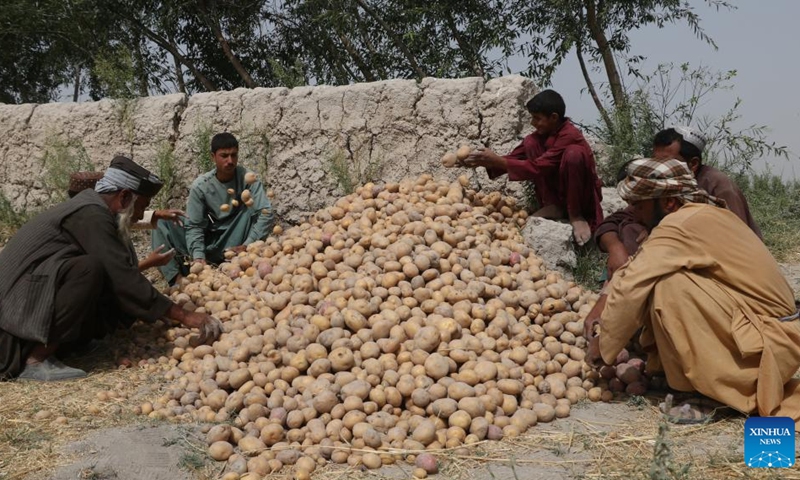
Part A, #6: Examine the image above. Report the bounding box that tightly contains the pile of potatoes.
[143,174,613,479]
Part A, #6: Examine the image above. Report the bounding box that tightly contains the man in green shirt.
[152,133,275,284]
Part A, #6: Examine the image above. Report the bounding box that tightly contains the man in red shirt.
[464,89,603,245]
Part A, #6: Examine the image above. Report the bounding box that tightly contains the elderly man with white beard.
[0,156,222,381]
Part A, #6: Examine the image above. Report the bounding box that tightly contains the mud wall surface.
[0,76,540,223]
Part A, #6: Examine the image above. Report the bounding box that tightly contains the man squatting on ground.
[596,125,762,278]
[0,156,222,381]
[152,132,275,285]
[463,89,604,246]
[585,158,800,425]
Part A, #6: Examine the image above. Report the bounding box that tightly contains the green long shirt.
[185,165,275,260]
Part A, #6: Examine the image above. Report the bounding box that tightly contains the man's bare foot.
[532,204,565,219]
[570,216,591,246]
[26,343,59,365]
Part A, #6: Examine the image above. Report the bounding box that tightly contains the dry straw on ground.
[4,346,798,480]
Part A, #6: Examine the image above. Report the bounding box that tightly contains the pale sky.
[505,0,800,179]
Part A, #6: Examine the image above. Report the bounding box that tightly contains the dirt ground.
[26,394,800,480]
[1,262,798,480]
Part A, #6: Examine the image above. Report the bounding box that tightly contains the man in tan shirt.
[586,158,800,424]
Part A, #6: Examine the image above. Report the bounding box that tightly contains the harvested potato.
[441,153,458,168]
[208,441,235,461]
[456,145,472,160]
[415,453,439,474]
[245,172,257,184]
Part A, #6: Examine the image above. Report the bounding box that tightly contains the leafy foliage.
[589,63,789,185]
[190,123,215,174]
[40,136,93,202]
[152,141,177,209]
[734,172,800,262]
[0,0,735,109]
[325,143,382,195]
[0,192,31,243]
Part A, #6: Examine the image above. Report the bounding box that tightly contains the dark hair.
[525,89,566,120]
[211,132,239,153]
[652,128,702,162]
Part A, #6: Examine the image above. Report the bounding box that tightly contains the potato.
[441,153,458,168]
[587,387,603,402]
[362,452,382,469]
[532,403,555,423]
[424,353,450,380]
[209,441,235,461]
[616,363,642,385]
[615,348,630,365]
[625,381,647,396]
[456,145,472,160]
[487,424,504,440]
[260,423,284,446]
[628,357,646,372]
[447,382,475,401]
[207,425,232,444]
[412,420,437,445]
[414,326,440,353]
[448,410,472,429]
[237,436,265,456]
[431,398,458,418]
[510,409,537,429]
[415,453,439,474]
[244,172,257,184]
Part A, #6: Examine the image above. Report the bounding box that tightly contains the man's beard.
[116,194,138,243]
[647,200,677,230]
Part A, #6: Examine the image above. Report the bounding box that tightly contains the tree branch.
[352,0,426,80]
[575,38,612,133]
[335,29,376,82]
[584,0,626,108]
[197,0,257,88]
[444,12,484,77]
[120,13,217,91]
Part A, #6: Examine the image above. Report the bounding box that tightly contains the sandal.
[658,393,723,424]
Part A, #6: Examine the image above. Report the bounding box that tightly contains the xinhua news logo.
[744,417,795,468]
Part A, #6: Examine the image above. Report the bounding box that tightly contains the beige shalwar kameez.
[599,203,800,423]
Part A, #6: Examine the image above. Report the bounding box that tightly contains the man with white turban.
[585,158,800,425]
[0,156,222,381]
[596,125,762,279]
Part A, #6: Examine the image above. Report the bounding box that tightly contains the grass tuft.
[152,141,177,210]
[190,123,214,174]
[325,145,382,195]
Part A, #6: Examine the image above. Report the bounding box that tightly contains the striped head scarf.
[95,156,163,197]
[617,158,727,207]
